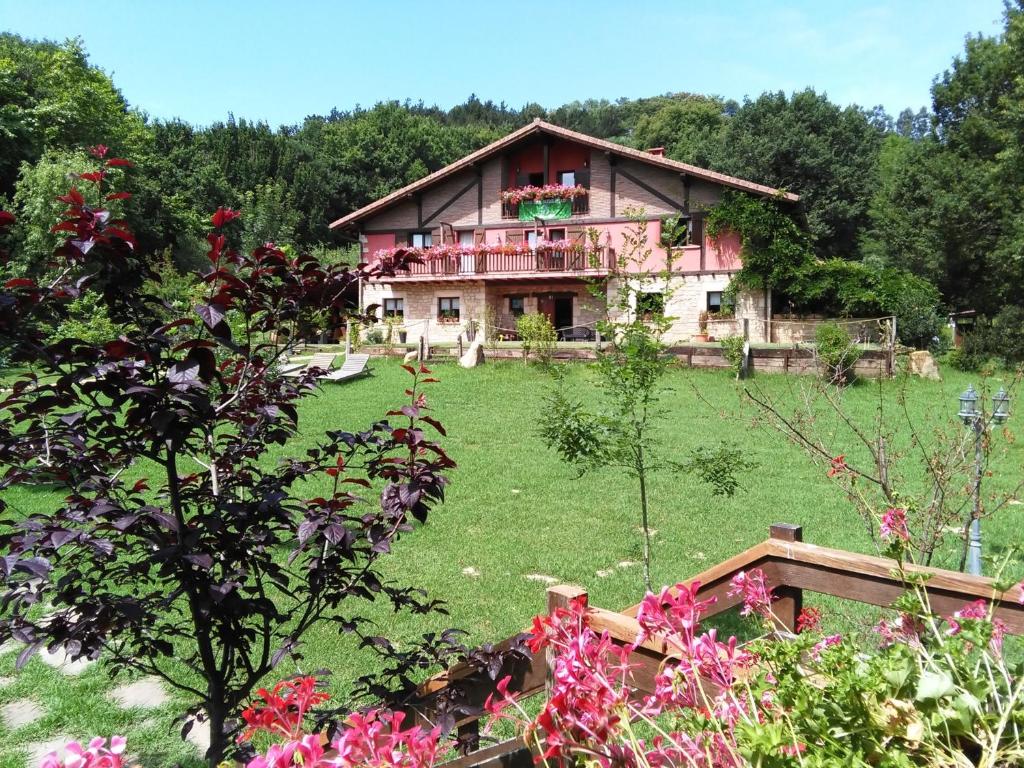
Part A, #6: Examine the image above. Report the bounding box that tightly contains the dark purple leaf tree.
[0,148,455,764]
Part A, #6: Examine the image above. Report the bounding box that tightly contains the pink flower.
[810,633,842,660]
[727,569,775,619]
[874,613,924,648]
[947,599,988,635]
[880,507,910,542]
[42,737,126,768]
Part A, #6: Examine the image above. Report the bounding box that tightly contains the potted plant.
[693,310,710,342]
[398,327,408,344]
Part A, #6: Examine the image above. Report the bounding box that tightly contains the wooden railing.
[399,523,1024,768]
[391,247,614,279]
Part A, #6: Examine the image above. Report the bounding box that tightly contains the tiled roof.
[329,119,798,230]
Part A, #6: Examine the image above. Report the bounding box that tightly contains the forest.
[2,2,1023,362]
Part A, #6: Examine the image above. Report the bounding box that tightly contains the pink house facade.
[329,119,798,344]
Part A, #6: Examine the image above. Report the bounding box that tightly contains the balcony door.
[458,230,475,274]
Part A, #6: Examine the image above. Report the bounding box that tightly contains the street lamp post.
[958,384,1011,576]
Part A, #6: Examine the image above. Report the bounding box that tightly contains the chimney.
[646,147,665,156]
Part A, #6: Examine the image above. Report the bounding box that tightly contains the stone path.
[109,677,169,710]
[38,647,94,676]
[2,699,44,730]
[0,642,207,766]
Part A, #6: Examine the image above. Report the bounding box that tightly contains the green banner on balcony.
[519,199,571,221]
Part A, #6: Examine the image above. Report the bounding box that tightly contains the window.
[508,296,525,316]
[458,230,475,246]
[707,291,723,314]
[408,231,433,248]
[637,292,665,321]
[383,298,404,318]
[527,172,544,187]
[548,228,566,242]
[527,230,539,249]
[557,170,576,187]
[438,297,460,322]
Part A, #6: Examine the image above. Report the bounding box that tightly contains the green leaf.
[915,670,954,701]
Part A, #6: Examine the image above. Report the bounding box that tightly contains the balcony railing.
[387,246,615,279]
[501,195,589,219]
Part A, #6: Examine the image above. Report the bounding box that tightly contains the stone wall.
[363,279,605,343]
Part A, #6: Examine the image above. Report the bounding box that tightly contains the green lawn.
[1,360,1022,765]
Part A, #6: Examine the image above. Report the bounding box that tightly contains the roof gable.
[329,119,798,230]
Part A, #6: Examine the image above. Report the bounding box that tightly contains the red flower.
[211,207,241,228]
[795,606,822,633]
[827,454,848,477]
[88,144,109,158]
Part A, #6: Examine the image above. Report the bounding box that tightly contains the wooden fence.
[401,524,1024,768]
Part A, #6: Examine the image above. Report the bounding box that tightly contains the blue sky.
[0,0,1007,128]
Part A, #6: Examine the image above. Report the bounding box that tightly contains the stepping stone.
[0,640,20,656]
[1,698,43,729]
[109,677,169,710]
[617,561,637,569]
[461,567,481,577]
[39,647,93,675]
[184,714,211,756]
[524,574,558,585]
[24,736,74,766]
[595,569,614,578]
[0,676,15,687]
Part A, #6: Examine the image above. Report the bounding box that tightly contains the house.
[329,118,798,344]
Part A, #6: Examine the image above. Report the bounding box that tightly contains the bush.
[517,312,557,364]
[720,336,745,378]
[365,327,385,344]
[815,322,862,385]
[989,306,1024,363]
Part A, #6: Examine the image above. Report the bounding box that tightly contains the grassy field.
[1,359,1022,765]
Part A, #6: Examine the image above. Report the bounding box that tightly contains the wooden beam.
[422,177,479,228]
[542,139,550,186]
[616,166,687,212]
[609,156,617,218]
[682,173,691,213]
[769,525,803,632]
[477,166,483,226]
[416,195,423,228]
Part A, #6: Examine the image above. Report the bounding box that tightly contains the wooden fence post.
[769,524,803,633]
[546,585,587,696]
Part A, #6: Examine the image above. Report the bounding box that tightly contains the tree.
[0,152,453,764]
[716,89,884,259]
[0,34,149,198]
[539,212,752,590]
[632,96,727,166]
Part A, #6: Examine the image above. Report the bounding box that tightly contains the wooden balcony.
[501,195,589,219]
[383,246,615,281]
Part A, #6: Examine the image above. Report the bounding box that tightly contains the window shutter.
[575,168,591,188]
[516,171,529,188]
[567,227,584,244]
[474,228,486,245]
[689,214,704,247]
[431,227,443,245]
[506,231,524,244]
